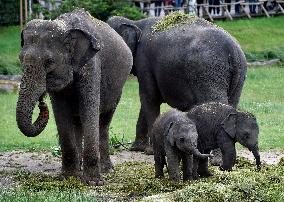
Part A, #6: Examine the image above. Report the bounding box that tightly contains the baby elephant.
[151,109,211,182]
[187,102,261,178]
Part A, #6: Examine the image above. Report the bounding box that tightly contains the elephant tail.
[228,46,247,108]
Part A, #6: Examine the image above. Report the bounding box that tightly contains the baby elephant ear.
[64,29,100,67]
[165,122,175,146]
[221,113,237,139]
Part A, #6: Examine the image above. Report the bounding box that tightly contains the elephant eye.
[180,137,185,142]
[45,58,55,71]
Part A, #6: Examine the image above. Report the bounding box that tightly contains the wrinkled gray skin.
[187,102,260,178]
[16,9,132,185]
[151,109,211,182]
[107,16,247,154]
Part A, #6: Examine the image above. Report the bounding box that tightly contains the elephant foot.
[100,160,114,174]
[144,146,154,155]
[155,173,164,179]
[130,140,148,152]
[59,170,84,182]
[84,177,105,186]
[192,173,199,180]
[198,171,213,178]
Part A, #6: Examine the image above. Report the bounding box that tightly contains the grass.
[216,16,284,61]
[0,26,21,75]
[0,66,283,151]
[1,158,284,201]
[0,16,284,74]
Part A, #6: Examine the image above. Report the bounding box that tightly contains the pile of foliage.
[33,0,144,21]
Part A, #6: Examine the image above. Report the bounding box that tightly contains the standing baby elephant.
[16,9,132,185]
[187,102,261,178]
[151,109,211,182]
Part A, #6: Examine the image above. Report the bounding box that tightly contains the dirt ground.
[1,149,284,175]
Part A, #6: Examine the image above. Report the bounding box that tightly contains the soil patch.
[0,149,283,175]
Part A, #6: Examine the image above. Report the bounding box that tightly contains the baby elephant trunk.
[191,148,212,159]
[251,146,261,170]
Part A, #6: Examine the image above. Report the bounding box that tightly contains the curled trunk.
[16,68,49,137]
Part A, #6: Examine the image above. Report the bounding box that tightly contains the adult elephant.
[16,9,132,185]
[107,13,247,153]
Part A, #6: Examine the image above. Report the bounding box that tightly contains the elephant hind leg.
[130,107,148,151]
[99,109,115,173]
[197,150,213,178]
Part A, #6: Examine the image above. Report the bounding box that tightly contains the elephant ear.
[221,113,237,139]
[64,29,101,68]
[118,23,142,54]
[165,122,175,146]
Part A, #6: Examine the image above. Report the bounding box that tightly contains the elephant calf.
[187,102,261,178]
[151,109,211,182]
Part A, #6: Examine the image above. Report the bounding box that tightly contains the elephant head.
[16,19,100,137]
[165,120,211,159]
[221,111,261,169]
[107,17,142,75]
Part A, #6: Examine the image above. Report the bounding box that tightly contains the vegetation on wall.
[0,0,20,25]
[33,0,145,21]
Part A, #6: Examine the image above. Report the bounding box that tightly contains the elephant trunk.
[16,66,49,137]
[251,146,261,170]
[191,147,212,159]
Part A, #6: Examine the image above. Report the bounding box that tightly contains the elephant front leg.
[77,66,103,185]
[51,95,82,180]
[182,154,193,181]
[219,142,236,171]
[166,144,180,182]
[99,110,115,173]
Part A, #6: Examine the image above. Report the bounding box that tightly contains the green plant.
[38,0,145,21]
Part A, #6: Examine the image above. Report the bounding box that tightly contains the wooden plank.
[240,3,251,18]
[261,3,270,17]
[24,0,28,22]
[20,0,23,30]
[277,1,284,14]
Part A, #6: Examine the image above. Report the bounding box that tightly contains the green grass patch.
[216,16,284,62]
[2,158,284,201]
[173,158,284,201]
[0,66,284,151]
[0,26,21,75]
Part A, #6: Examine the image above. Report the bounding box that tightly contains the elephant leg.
[130,107,148,151]
[74,115,83,171]
[219,142,236,171]
[51,94,81,179]
[154,145,166,178]
[166,145,180,182]
[197,150,213,178]
[182,153,193,181]
[132,74,161,154]
[99,109,115,173]
[192,156,199,180]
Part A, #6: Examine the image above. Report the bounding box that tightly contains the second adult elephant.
[107,14,247,152]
